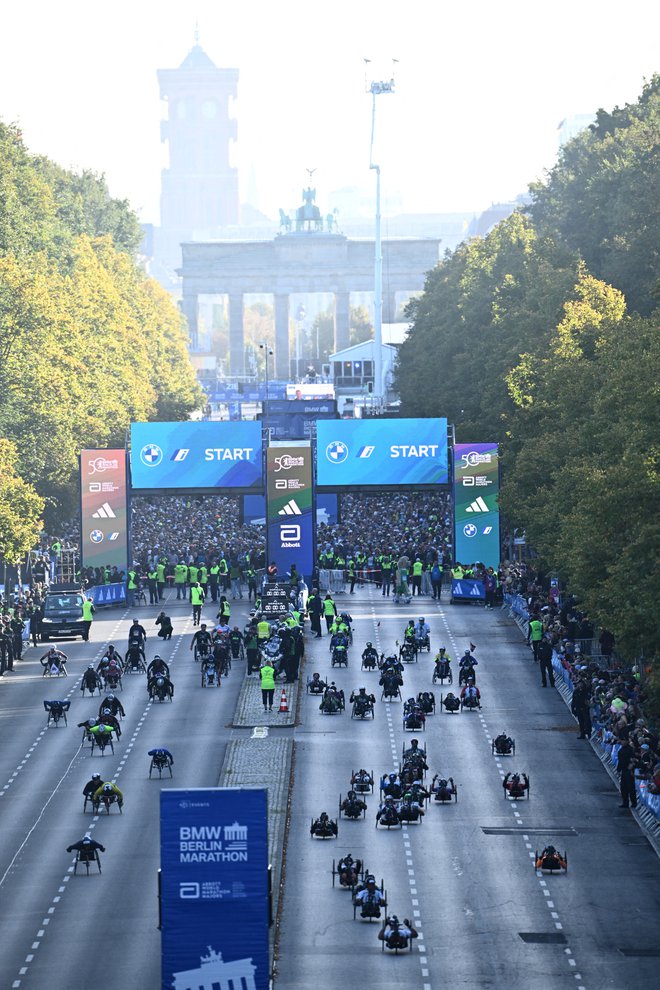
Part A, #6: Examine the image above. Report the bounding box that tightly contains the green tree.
[0,439,44,562]
[529,75,660,316]
[396,212,578,438]
[350,305,373,346]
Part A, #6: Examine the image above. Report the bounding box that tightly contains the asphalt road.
[276,589,660,990]
[0,594,248,990]
[1,589,659,990]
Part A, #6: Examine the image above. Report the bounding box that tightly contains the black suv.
[41,584,86,641]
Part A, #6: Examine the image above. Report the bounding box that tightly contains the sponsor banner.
[453,442,500,570]
[161,788,269,990]
[316,418,448,487]
[266,446,315,579]
[242,493,337,527]
[130,422,263,491]
[80,449,129,575]
[88,583,127,606]
[451,578,486,601]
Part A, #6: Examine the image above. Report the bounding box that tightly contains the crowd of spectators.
[502,561,659,814]
[316,492,453,576]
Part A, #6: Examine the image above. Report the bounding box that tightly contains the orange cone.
[279,688,289,713]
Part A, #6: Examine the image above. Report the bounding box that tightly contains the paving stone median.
[218,735,295,958]
[232,675,299,727]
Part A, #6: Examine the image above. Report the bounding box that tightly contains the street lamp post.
[367,64,395,406]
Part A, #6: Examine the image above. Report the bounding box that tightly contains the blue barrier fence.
[504,593,659,824]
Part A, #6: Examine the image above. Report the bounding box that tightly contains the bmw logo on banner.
[140,443,163,467]
[326,440,349,463]
[90,530,104,543]
[316,419,448,487]
[130,422,263,490]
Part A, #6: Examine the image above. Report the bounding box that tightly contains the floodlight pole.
[368,72,395,406]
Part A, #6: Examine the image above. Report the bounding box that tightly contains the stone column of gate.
[384,290,399,323]
[228,293,245,376]
[274,293,290,379]
[181,293,199,351]
[334,291,350,352]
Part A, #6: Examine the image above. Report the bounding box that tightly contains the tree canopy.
[396,79,659,659]
[0,121,202,526]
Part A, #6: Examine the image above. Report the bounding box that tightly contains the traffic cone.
[279,688,289,713]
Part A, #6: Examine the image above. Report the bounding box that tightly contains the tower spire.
[194,20,199,45]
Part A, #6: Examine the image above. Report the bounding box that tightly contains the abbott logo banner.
[316,419,448,487]
[80,449,128,575]
[130,422,263,491]
[453,442,500,570]
[160,789,268,990]
[266,445,314,577]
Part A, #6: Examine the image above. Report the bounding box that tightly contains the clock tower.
[158,40,239,269]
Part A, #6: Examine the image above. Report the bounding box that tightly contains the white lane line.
[0,739,84,889]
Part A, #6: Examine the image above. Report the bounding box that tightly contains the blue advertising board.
[160,788,269,990]
[316,418,448,487]
[130,422,263,491]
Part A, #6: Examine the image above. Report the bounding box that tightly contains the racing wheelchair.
[44,700,70,726]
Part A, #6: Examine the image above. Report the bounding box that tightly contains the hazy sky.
[1,0,657,222]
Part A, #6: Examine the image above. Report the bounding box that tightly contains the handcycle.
[338,792,368,819]
[416,691,436,715]
[492,735,516,756]
[350,768,374,794]
[432,657,452,685]
[351,696,375,720]
[353,876,387,921]
[398,641,418,664]
[440,693,461,714]
[331,854,365,890]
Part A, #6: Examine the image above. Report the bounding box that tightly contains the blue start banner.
[130,422,264,491]
[316,418,449,487]
[160,788,269,990]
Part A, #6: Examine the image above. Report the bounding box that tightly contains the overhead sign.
[266,445,315,579]
[285,383,335,401]
[130,422,263,491]
[160,788,269,990]
[266,399,337,416]
[453,442,500,569]
[316,418,448,487]
[80,449,129,575]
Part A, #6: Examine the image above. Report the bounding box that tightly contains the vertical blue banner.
[161,788,269,990]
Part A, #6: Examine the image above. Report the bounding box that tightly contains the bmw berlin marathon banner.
[266,446,315,579]
[80,449,129,575]
[160,789,269,990]
[453,443,500,570]
[130,422,263,492]
[316,418,449,488]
